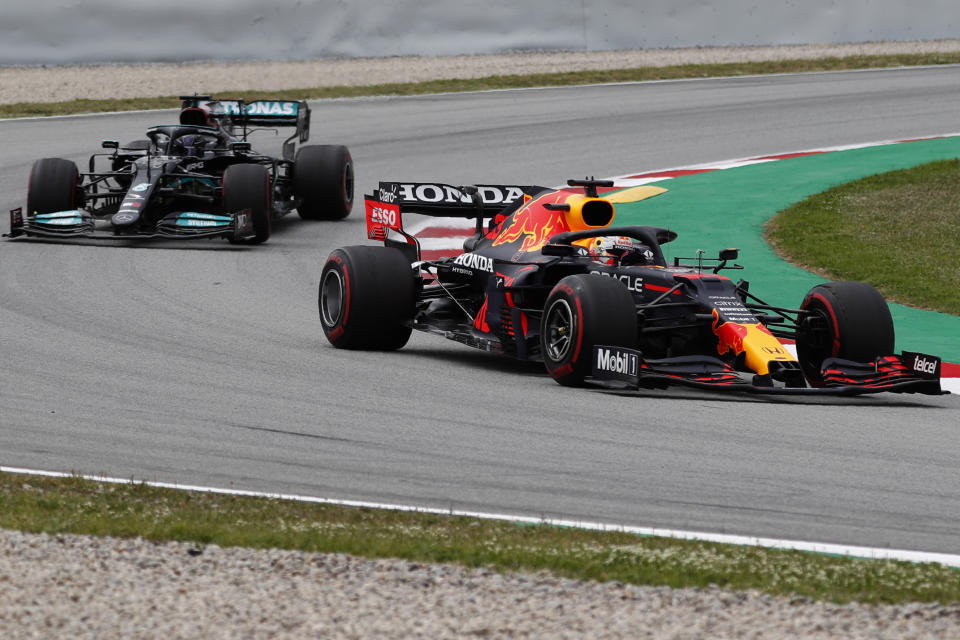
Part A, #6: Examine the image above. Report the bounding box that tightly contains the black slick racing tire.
[294,145,354,220]
[796,281,895,385]
[540,274,637,387]
[319,245,415,350]
[27,158,79,215]
[223,163,271,244]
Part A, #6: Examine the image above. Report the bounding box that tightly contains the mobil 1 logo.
[592,345,641,385]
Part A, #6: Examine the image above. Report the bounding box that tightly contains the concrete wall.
[3,0,958,65]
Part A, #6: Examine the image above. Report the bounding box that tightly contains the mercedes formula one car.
[317,178,944,395]
[7,95,354,244]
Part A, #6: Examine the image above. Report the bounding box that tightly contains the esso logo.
[370,206,396,227]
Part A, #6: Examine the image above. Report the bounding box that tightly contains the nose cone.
[111,209,141,229]
[113,190,147,229]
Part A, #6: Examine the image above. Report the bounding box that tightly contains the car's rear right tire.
[27,158,80,215]
[319,245,415,350]
[541,274,637,386]
[796,281,895,385]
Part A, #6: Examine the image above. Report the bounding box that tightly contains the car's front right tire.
[541,274,637,386]
[27,158,80,215]
[223,163,271,244]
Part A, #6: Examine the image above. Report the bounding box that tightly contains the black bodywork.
[8,95,351,243]
[322,179,944,395]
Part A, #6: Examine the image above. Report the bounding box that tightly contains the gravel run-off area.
[2,39,960,104]
[3,41,960,637]
[2,530,959,639]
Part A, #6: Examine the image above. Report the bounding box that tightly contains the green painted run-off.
[615,137,960,363]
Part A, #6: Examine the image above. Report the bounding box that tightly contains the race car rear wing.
[368,182,543,219]
[223,99,308,129]
[364,181,544,260]
[180,95,310,160]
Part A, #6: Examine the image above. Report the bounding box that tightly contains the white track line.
[3,465,959,568]
[606,133,960,182]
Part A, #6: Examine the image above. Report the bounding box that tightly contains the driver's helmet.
[587,235,655,266]
[172,134,204,157]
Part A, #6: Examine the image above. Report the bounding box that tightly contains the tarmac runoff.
[411,136,960,393]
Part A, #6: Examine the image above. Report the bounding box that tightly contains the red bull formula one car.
[317,178,944,395]
[7,95,353,244]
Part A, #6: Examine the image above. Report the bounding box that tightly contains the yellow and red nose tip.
[713,316,795,376]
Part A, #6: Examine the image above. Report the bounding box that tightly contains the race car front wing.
[589,345,946,395]
[6,207,255,242]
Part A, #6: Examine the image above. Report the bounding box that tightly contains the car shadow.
[592,383,950,407]
[396,345,546,377]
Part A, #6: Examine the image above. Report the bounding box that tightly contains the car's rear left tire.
[223,163,271,244]
[796,281,895,385]
[294,145,354,220]
[541,274,637,387]
[319,245,415,350]
[27,158,80,215]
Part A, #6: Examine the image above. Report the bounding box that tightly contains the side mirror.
[656,229,678,244]
[541,243,576,257]
[719,248,739,261]
[101,140,119,150]
[230,141,252,153]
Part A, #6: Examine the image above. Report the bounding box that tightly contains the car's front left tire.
[795,280,895,385]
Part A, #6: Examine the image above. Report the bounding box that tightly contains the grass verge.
[2,472,959,606]
[3,51,960,118]
[766,159,960,316]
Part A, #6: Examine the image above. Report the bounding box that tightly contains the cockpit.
[146,125,224,157]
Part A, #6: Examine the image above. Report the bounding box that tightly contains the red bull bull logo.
[714,317,750,356]
[493,194,570,252]
[712,310,794,376]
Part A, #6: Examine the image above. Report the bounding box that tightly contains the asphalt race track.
[1,66,959,554]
